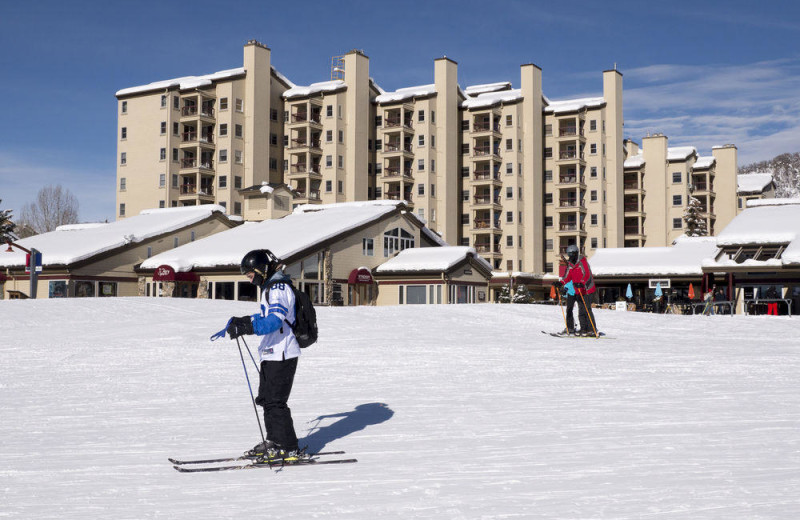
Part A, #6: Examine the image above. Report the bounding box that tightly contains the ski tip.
[168,458,180,464]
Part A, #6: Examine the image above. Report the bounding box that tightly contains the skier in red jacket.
[554,244,598,336]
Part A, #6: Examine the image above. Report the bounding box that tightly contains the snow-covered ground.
[2,298,799,519]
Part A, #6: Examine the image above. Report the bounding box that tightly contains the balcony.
[558,150,584,162]
[472,122,501,135]
[179,184,214,197]
[181,131,197,143]
[294,190,321,201]
[473,195,501,206]
[385,192,413,204]
[473,219,502,230]
[472,170,502,185]
[382,167,413,180]
[473,146,501,158]
[557,175,585,186]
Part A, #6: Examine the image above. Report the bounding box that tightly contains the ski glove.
[226,316,254,339]
[553,281,564,289]
[574,283,585,289]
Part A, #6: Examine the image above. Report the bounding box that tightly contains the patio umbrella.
[655,282,663,298]
[688,283,696,300]
[625,283,633,300]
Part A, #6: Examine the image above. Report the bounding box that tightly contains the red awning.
[348,267,373,284]
[153,265,199,282]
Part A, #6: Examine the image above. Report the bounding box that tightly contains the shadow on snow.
[301,402,394,453]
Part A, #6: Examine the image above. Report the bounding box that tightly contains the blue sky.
[1,0,799,223]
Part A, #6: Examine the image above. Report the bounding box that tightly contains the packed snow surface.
[2,299,799,518]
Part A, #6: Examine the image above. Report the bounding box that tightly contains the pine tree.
[0,199,17,243]
[512,284,531,304]
[683,196,708,237]
[497,283,511,303]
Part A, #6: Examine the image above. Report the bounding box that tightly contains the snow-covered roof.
[116,68,246,97]
[737,173,773,194]
[703,200,800,267]
[140,201,432,272]
[282,80,345,99]
[464,82,512,95]
[624,154,645,168]
[461,88,522,109]
[543,96,605,114]
[0,206,228,268]
[590,236,719,277]
[375,84,437,104]
[375,246,492,274]
[667,146,697,161]
[693,155,715,169]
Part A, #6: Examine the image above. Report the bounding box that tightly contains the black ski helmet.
[566,244,579,264]
[240,249,280,286]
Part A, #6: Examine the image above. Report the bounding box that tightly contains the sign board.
[25,252,43,273]
[648,278,671,289]
[615,301,628,311]
[347,267,374,284]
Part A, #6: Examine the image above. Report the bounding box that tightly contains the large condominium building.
[115,40,737,278]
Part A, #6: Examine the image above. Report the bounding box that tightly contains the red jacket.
[561,256,596,295]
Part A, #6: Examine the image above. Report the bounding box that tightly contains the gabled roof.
[375,246,492,276]
[737,173,774,194]
[667,146,697,161]
[0,206,230,268]
[140,201,442,272]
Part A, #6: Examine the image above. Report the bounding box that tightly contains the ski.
[541,330,610,339]
[169,450,345,466]
[173,457,358,473]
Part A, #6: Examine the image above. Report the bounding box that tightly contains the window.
[219,176,227,188]
[591,237,598,248]
[270,133,277,146]
[506,236,513,247]
[375,139,382,151]
[544,169,552,182]
[218,124,227,137]
[326,105,333,118]
[338,105,342,118]
[234,202,242,215]
[672,172,682,183]
[119,177,126,190]
[545,216,553,228]
[119,203,126,216]
[121,101,127,113]
[430,160,435,172]
[173,122,179,135]
[219,149,228,162]
[506,138,513,151]
[326,130,333,142]
[506,163,513,175]
[430,184,435,197]
[338,180,343,193]
[590,120,597,131]
[172,174,178,188]
[544,124,552,136]
[383,227,415,257]
[431,111,435,123]
[418,135,425,147]
[234,176,242,189]
[673,194,682,206]
[234,150,243,164]
[461,167,470,178]
[159,174,165,187]
[406,285,426,305]
[269,158,277,170]
[191,231,195,242]
[591,190,598,202]
[544,193,553,204]
[461,143,470,154]
[462,190,469,202]
[544,147,552,159]
[545,239,553,251]
[591,214,598,225]
[506,187,513,199]
[121,127,127,139]
[375,115,382,127]
[270,108,278,121]
[506,115,513,126]
[590,166,597,178]
[418,208,424,220]
[173,237,179,248]
[461,120,469,131]
[172,148,178,162]
[235,98,243,112]
[673,217,683,229]
[590,143,597,154]
[283,135,289,147]
[418,159,424,171]
[461,213,469,225]
[338,155,344,168]
[418,184,425,196]
[545,262,554,273]
[325,180,332,192]
[418,110,425,122]
[431,135,435,148]
[219,98,228,110]
[506,211,513,223]
[338,130,344,143]
[235,124,243,138]
[160,121,166,135]
[363,238,374,256]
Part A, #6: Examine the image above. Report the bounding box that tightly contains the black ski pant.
[255,357,298,451]
[566,292,597,333]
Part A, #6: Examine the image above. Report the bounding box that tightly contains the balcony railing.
[473,146,500,157]
[181,184,213,195]
[182,106,197,117]
[473,170,500,181]
[473,123,501,132]
[624,226,642,235]
[558,199,579,208]
[199,133,213,144]
[558,175,584,184]
[474,195,501,205]
[623,181,640,189]
[291,164,307,174]
[386,192,413,202]
[559,150,583,160]
[291,113,308,123]
[624,204,641,212]
[295,190,321,200]
[559,127,578,136]
[182,132,197,142]
[181,158,196,168]
[474,244,491,253]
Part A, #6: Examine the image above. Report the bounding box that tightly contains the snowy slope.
[1,299,799,519]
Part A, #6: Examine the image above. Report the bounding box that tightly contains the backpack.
[268,281,318,348]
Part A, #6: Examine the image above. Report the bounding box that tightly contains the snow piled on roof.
[375,246,491,273]
[693,156,715,169]
[0,206,227,267]
[747,197,799,207]
[375,84,436,104]
[590,236,719,277]
[283,80,345,99]
[270,67,295,88]
[624,154,645,168]
[667,146,697,161]
[737,173,773,194]
[141,201,406,272]
[462,89,522,109]
[464,82,511,95]
[116,68,245,97]
[543,96,605,114]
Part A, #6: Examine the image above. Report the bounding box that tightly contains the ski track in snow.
[1,298,799,519]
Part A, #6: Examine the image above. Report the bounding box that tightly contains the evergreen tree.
[497,283,511,303]
[683,196,708,237]
[0,199,17,243]
[512,284,531,304]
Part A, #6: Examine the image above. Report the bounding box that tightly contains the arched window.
[384,228,415,257]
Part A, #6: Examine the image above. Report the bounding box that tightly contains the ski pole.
[235,336,269,465]
[577,289,599,338]
[241,336,261,373]
[554,286,568,332]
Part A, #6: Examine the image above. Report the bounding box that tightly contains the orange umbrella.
[688,283,696,300]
